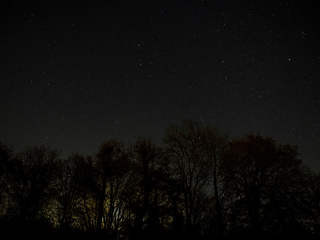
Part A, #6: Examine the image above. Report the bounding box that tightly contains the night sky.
[1,1,319,171]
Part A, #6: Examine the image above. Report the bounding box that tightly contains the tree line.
[0,120,319,239]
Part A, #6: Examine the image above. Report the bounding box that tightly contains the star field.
[1,1,319,171]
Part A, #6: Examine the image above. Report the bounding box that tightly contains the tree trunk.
[247,194,262,237]
[106,181,115,235]
[96,175,107,232]
[213,174,224,235]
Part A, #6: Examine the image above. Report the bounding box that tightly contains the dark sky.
[1,1,319,171]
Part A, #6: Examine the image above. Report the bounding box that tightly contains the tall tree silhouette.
[55,153,93,231]
[221,133,303,237]
[95,139,128,234]
[128,138,165,238]
[7,146,60,224]
[164,120,210,234]
[200,125,229,236]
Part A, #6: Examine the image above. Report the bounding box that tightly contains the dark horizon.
[2,123,320,174]
[1,125,319,239]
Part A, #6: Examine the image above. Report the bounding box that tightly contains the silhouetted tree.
[1,124,319,238]
[7,146,60,225]
[164,120,210,235]
[95,139,129,234]
[159,161,184,238]
[126,138,166,239]
[55,153,94,231]
[73,155,97,232]
[294,167,320,236]
[200,125,229,236]
[221,133,303,238]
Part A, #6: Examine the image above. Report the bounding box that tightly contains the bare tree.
[295,167,320,235]
[55,153,94,231]
[200,125,229,236]
[95,139,129,234]
[127,138,166,238]
[7,146,60,223]
[163,120,210,233]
